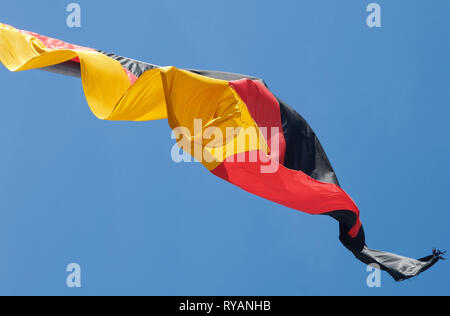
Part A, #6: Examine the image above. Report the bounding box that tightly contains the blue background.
[0,0,449,296]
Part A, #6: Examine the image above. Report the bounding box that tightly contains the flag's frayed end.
[433,249,446,261]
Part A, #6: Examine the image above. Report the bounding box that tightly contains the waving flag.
[0,23,443,281]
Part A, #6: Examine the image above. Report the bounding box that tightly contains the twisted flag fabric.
[0,23,443,281]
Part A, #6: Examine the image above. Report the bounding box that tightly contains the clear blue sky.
[0,0,448,296]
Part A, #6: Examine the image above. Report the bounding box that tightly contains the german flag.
[0,23,443,281]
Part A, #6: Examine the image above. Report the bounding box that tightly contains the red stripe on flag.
[20,30,138,83]
[229,79,286,164]
[20,30,95,63]
[212,152,361,237]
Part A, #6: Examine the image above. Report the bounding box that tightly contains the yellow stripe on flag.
[0,23,268,170]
